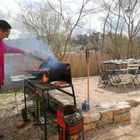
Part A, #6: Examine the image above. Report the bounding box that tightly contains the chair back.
[126,63,139,75]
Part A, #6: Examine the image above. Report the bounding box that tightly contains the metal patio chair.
[98,61,115,87]
[111,63,140,88]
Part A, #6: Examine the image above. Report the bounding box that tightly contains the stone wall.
[83,102,131,131]
[83,99,140,139]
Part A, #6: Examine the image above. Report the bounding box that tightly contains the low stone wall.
[83,99,140,139]
[83,102,131,131]
[49,92,140,139]
[83,102,131,139]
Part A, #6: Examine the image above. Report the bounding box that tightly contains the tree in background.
[19,0,98,60]
[123,0,140,58]
[17,0,140,60]
[72,32,100,51]
[100,0,140,59]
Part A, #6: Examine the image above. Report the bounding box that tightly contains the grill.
[27,62,72,84]
[23,61,77,140]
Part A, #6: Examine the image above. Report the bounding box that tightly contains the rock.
[83,112,101,124]
[114,111,131,123]
[113,103,131,115]
[126,99,140,107]
[96,110,113,127]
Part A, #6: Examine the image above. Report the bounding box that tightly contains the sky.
[0,0,23,39]
[0,0,103,39]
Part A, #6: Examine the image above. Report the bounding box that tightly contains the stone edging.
[83,98,140,132]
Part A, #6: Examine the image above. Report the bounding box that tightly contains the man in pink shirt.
[0,20,27,88]
[0,20,29,138]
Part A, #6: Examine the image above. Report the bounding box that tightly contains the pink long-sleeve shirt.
[0,40,25,87]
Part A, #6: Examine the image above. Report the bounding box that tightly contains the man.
[0,20,28,89]
[0,20,29,138]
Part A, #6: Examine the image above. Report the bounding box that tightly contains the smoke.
[39,55,59,68]
[4,38,58,83]
[6,37,58,62]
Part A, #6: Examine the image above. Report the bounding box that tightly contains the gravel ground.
[73,76,140,109]
[0,76,140,140]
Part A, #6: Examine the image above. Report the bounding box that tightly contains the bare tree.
[19,0,95,60]
[122,0,140,58]
[100,0,113,58]
[100,0,140,59]
[99,0,125,58]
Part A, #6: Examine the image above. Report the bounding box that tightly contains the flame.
[42,73,48,83]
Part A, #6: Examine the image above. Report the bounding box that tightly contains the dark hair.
[0,20,12,31]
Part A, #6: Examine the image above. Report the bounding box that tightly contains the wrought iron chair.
[98,61,115,87]
[111,63,140,88]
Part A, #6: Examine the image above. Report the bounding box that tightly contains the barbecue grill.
[27,61,72,84]
[23,61,76,140]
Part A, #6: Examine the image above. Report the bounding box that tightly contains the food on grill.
[50,81,68,86]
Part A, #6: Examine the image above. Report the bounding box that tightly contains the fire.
[42,73,48,83]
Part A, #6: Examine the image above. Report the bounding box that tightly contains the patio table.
[99,59,140,87]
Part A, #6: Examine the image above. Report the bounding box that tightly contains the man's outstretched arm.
[3,41,25,54]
